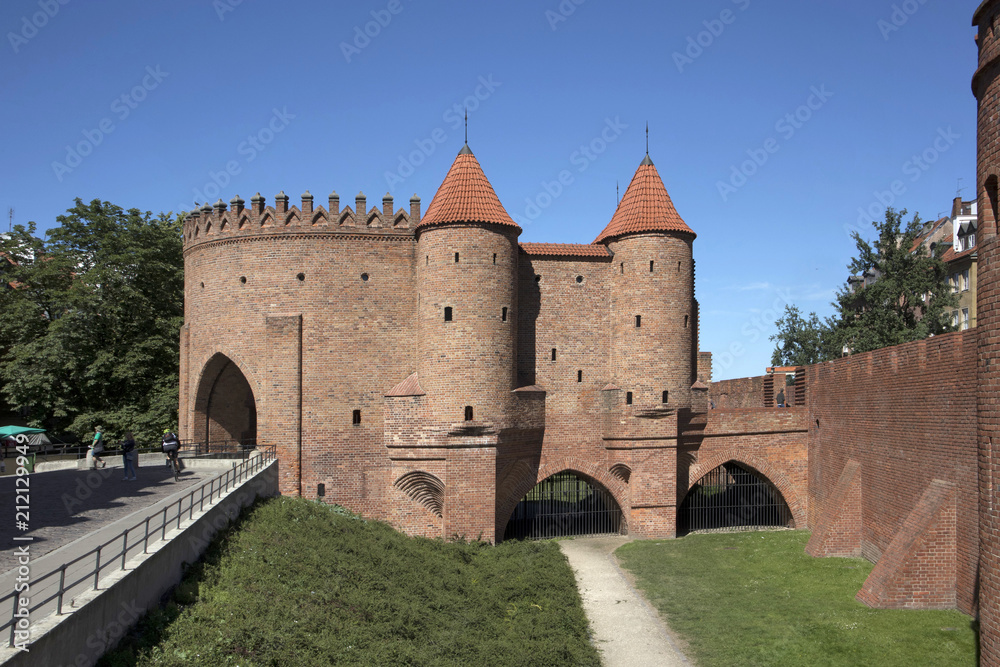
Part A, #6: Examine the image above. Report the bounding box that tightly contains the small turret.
[596,154,697,411]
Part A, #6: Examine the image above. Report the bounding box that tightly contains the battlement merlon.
[182,190,423,248]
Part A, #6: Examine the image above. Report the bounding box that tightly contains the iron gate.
[678,462,793,536]
[503,472,623,541]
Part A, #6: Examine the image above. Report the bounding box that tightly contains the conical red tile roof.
[416,145,520,232]
[594,156,695,244]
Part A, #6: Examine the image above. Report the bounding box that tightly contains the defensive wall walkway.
[0,448,278,666]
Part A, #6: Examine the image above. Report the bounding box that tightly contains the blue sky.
[0,0,980,380]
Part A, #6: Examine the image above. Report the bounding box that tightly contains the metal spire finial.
[465,108,468,145]
[646,122,649,156]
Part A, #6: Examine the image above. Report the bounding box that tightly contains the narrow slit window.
[317,483,325,497]
[551,348,557,361]
[684,314,689,328]
[444,307,453,322]
[352,409,361,425]
[426,255,429,265]
[502,306,508,322]
[493,253,497,264]
[650,260,654,272]
[635,315,642,327]
[626,392,633,405]
[464,405,473,421]
[455,252,460,263]
[677,261,681,272]
[620,262,624,274]
[662,390,669,403]
[577,370,583,383]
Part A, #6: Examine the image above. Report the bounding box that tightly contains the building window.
[684,315,689,328]
[620,262,624,274]
[455,252,460,263]
[444,307,453,322]
[352,410,361,425]
[951,274,959,293]
[577,370,583,382]
[493,253,497,264]
[464,405,473,421]
[502,306,508,322]
[962,308,970,330]
[635,315,641,327]
[626,391,633,405]
[662,390,669,403]
[317,483,325,497]
[649,260,654,272]
[952,310,960,327]
[962,269,970,291]
[551,348,557,361]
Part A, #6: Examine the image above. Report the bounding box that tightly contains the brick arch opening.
[679,459,796,536]
[192,352,258,448]
[497,458,629,541]
[685,451,806,529]
[502,470,624,541]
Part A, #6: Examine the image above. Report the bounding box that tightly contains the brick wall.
[710,375,765,409]
[975,0,1000,659]
[806,331,978,614]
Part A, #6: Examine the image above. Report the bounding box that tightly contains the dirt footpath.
[559,536,690,667]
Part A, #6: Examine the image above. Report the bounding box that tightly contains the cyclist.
[161,429,180,481]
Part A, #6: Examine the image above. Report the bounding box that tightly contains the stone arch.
[191,351,262,447]
[238,213,250,229]
[685,451,805,529]
[496,455,629,539]
[285,210,301,226]
[393,211,409,228]
[260,211,274,227]
[366,209,383,228]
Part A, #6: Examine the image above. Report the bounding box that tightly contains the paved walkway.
[0,462,214,573]
[559,536,690,667]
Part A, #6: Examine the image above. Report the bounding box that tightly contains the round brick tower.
[974,1,1000,660]
[595,154,697,411]
[414,144,521,426]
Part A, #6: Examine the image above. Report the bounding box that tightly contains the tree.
[769,305,836,366]
[0,199,183,445]
[829,207,957,355]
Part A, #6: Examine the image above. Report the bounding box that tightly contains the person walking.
[121,431,137,481]
[90,426,107,469]
[162,429,180,481]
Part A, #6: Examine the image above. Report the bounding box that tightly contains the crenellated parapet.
[182,190,423,252]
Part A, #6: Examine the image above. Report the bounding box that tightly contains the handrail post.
[121,531,128,570]
[57,565,66,614]
[94,546,102,590]
[144,516,150,554]
[10,591,19,646]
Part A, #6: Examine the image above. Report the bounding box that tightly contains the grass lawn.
[99,497,599,667]
[616,530,977,667]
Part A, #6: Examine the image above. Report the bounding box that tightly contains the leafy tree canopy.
[769,305,836,367]
[0,199,183,445]
[771,207,958,365]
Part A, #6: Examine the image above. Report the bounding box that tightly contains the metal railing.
[503,472,623,541]
[677,461,793,536]
[2,443,276,647]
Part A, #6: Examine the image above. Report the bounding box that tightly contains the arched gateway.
[502,471,624,541]
[192,353,258,447]
[678,461,793,536]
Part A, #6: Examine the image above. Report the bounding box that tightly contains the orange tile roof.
[941,243,976,263]
[594,156,695,244]
[416,146,520,233]
[519,242,611,258]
